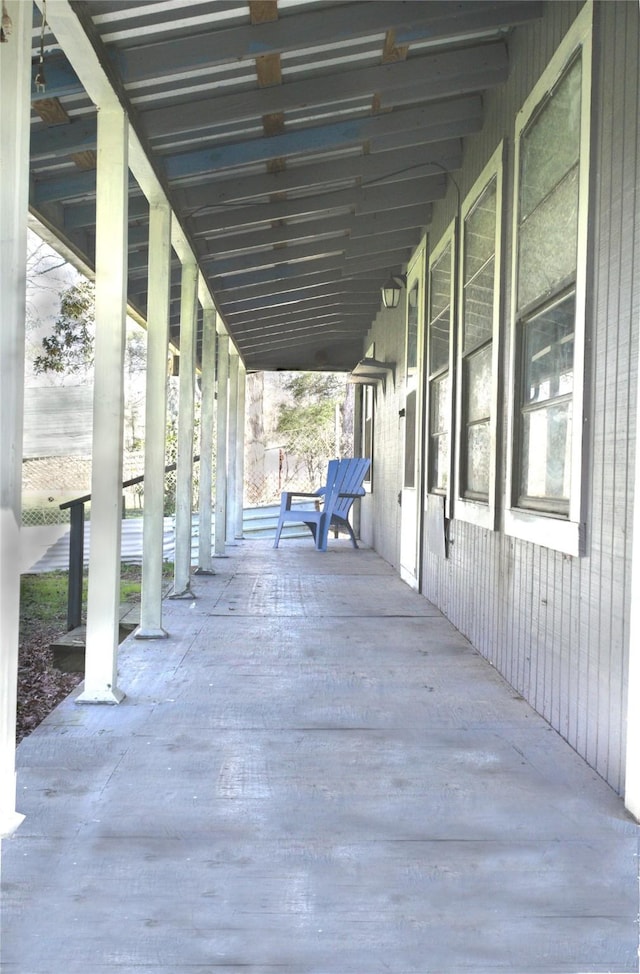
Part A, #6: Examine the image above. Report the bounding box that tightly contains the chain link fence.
[21,377,353,520]
[22,506,72,526]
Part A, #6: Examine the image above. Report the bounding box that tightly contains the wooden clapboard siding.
[358,302,406,568]
[23,385,93,458]
[361,1,639,794]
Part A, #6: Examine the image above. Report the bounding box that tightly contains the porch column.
[77,104,129,705]
[172,261,198,597]
[197,306,217,573]
[235,361,247,539]
[214,331,230,557]
[226,350,239,541]
[136,200,172,638]
[0,0,31,836]
[626,363,640,821]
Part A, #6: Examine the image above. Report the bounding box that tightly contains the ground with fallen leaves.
[17,567,142,744]
[17,618,82,744]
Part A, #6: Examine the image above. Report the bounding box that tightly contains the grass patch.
[20,571,71,628]
[17,562,173,742]
[20,563,147,623]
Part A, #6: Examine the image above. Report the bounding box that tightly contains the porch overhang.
[26,0,542,372]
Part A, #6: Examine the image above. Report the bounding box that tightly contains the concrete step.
[242,502,310,539]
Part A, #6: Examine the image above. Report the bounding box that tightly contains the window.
[427,222,456,515]
[506,3,592,555]
[455,144,504,529]
[518,291,574,510]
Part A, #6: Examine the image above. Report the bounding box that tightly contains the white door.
[400,240,426,589]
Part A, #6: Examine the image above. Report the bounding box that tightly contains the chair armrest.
[279,489,320,513]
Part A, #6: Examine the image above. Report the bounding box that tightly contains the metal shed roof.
[28,0,542,371]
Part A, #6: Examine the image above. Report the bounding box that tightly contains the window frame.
[425,219,456,519]
[403,237,427,494]
[454,142,504,530]
[361,380,374,492]
[505,1,593,556]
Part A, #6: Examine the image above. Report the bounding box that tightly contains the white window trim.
[425,219,456,520]
[454,142,505,531]
[403,236,427,491]
[361,382,374,493]
[360,340,375,493]
[504,1,593,557]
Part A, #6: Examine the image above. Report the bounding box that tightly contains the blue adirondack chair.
[273,457,371,551]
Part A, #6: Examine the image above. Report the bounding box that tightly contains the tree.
[25,232,74,334]
[275,372,351,485]
[124,327,147,453]
[32,279,147,444]
[32,280,95,376]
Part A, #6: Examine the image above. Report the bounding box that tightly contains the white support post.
[171,261,198,597]
[214,332,230,557]
[235,362,247,539]
[136,200,172,638]
[77,104,129,705]
[197,306,217,573]
[0,0,31,836]
[625,362,640,822]
[226,350,239,542]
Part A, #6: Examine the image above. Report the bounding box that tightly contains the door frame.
[400,237,427,589]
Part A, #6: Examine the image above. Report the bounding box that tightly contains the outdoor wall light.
[381,274,406,309]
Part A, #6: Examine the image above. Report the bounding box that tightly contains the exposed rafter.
[27,0,544,371]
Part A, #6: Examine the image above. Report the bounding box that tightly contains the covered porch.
[2,4,640,968]
[2,539,638,973]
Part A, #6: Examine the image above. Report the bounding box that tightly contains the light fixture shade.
[381,275,403,309]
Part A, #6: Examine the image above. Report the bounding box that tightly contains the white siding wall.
[359,304,405,568]
[361,0,639,794]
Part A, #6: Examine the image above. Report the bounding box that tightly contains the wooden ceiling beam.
[226,294,380,323]
[235,311,375,338]
[189,180,441,244]
[142,41,507,139]
[195,205,427,261]
[216,270,379,302]
[213,255,349,291]
[163,97,481,182]
[202,224,418,277]
[221,281,382,313]
[175,139,460,217]
[114,2,541,85]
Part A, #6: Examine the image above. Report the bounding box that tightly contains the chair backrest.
[312,458,370,549]
[319,457,370,517]
[332,458,370,518]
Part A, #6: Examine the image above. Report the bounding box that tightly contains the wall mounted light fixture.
[381,273,406,310]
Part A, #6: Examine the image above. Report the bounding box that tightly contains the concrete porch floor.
[2,539,638,974]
